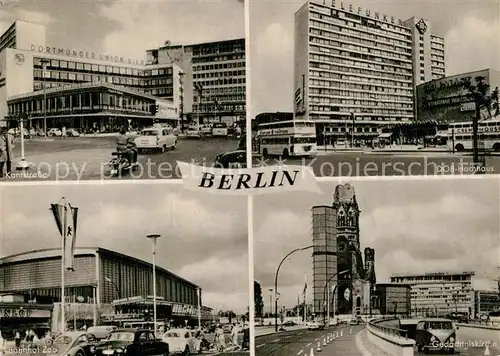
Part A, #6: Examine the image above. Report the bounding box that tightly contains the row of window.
[192,43,244,57]
[309,62,412,83]
[202,86,245,96]
[193,61,245,72]
[34,69,174,88]
[192,104,245,113]
[310,19,411,55]
[310,29,412,62]
[309,38,411,71]
[191,53,245,64]
[309,77,412,91]
[196,94,246,103]
[310,8,412,42]
[309,98,413,110]
[34,57,173,77]
[310,90,412,104]
[309,80,413,97]
[323,126,379,133]
[310,106,412,116]
[193,70,245,79]
[431,54,445,62]
[193,78,246,87]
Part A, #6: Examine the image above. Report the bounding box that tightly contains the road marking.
[307,342,312,346]
[256,343,266,348]
[297,350,304,356]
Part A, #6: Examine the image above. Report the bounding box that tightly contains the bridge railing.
[366,318,415,356]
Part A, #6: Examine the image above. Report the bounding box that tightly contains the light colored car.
[306,321,323,330]
[162,328,197,355]
[212,123,228,138]
[66,128,80,137]
[86,326,116,340]
[48,128,62,137]
[134,127,178,153]
[185,126,201,139]
[47,331,98,356]
[200,124,212,135]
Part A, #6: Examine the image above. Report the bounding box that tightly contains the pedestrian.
[15,331,21,348]
[215,325,225,352]
[242,323,249,350]
[0,330,5,356]
[230,323,240,350]
[0,127,12,178]
[62,126,67,139]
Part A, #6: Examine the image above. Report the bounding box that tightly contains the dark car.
[214,134,247,168]
[415,318,457,354]
[94,329,169,356]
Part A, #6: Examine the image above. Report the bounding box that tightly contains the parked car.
[214,134,247,168]
[48,128,62,137]
[87,326,117,340]
[415,318,457,354]
[161,329,197,355]
[283,321,297,327]
[46,332,99,356]
[94,329,169,356]
[200,124,212,136]
[66,128,80,137]
[306,321,323,331]
[185,126,201,139]
[7,128,28,138]
[134,127,177,153]
[211,122,228,138]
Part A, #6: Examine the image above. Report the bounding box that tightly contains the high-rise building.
[146,39,246,124]
[294,0,446,143]
[391,271,475,317]
[311,183,376,317]
[474,290,500,317]
[374,283,411,316]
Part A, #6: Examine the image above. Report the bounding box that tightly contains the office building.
[146,39,246,124]
[311,184,376,316]
[293,0,446,143]
[0,20,184,129]
[0,247,212,332]
[475,290,500,317]
[374,283,411,316]
[391,271,475,317]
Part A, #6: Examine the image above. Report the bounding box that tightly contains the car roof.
[418,318,453,322]
[56,331,92,339]
[113,328,143,332]
[164,328,193,333]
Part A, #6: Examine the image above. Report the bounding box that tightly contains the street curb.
[457,323,500,331]
[255,327,308,338]
[355,330,373,356]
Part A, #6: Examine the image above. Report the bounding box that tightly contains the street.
[255,325,365,356]
[3,136,240,181]
[255,153,500,176]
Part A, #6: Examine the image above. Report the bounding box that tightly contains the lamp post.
[147,234,160,335]
[16,113,30,170]
[104,277,121,300]
[274,245,314,332]
[197,288,202,330]
[268,289,273,318]
[322,270,348,327]
[40,58,50,137]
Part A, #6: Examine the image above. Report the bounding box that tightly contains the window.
[99,65,106,72]
[60,72,69,80]
[92,64,99,72]
[68,73,76,81]
[60,61,68,69]
[106,66,113,73]
[50,59,59,67]
[68,61,76,70]
[76,62,84,70]
[84,63,91,71]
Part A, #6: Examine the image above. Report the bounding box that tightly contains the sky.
[0,182,249,314]
[249,0,500,116]
[0,0,245,59]
[253,176,500,310]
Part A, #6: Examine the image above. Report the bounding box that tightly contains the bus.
[257,120,317,158]
[448,117,500,152]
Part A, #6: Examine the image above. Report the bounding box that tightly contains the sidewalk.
[355,329,391,356]
[255,325,307,337]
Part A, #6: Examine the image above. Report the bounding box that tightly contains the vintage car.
[211,123,228,138]
[87,326,117,340]
[306,321,324,331]
[214,134,247,168]
[161,329,197,355]
[185,126,201,139]
[66,128,80,137]
[199,124,212,136]
[45,332,99,356]
[415,318,457,354]
[94,329,169,356]
[134,127,177,153]
[47,128,63,137]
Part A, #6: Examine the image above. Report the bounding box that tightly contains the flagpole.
[61,202,67,333]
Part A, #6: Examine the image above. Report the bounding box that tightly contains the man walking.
[0,127,14,178]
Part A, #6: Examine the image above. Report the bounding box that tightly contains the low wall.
[456,323,500,346]
[367,321,415,356]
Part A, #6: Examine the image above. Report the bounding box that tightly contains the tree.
[460,76,497,165]
[254,281,264,318]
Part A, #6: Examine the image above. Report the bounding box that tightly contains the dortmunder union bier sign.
[30,44,145,65]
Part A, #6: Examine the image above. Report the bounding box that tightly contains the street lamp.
[16,113,31,170]
[104,277,121,300]
[147,234,161,335]
[274,245,314,332]
[323,270,348,327]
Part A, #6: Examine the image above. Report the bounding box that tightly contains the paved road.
[255,153,500,176]
[3,136,240,181]
[255,325,365,356]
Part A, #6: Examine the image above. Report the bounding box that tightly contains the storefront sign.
[427,96,471,108]
[0,308,51,318]
[337,2,404,26]
[424,77,472,93]
[460,102,475,112]
[30,45,145,65]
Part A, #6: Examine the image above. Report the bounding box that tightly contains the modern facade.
[0,247,212,332]
[391,271,475,317]
[311,184,376,317]
[374,283,411,316]
[475,290,500,317]
[293,0,446,143]
[146,39,246,124]
[0,20,184,128]
[416,68,500,124]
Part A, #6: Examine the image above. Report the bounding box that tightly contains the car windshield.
[108,332,135,341]
[164,332,180,338]
[141,130,159,136]
[429,322,453,329]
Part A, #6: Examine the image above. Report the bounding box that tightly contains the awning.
[378,133,392,138]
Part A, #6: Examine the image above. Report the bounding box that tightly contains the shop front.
[0,303,53,340]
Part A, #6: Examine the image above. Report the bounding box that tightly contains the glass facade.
[375,284,411,316]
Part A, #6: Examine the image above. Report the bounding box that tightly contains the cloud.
[1,184,248,312]
[445,16,500,75]
[0,7,53,33]
[98,0,245,58]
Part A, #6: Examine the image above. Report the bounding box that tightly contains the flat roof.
[7,82,175,104]
[391,271,475,277]
[376,283,411,288]
[0,247,199,288]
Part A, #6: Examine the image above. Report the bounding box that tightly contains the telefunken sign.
[30,45,145,65]
[334,2,405,26]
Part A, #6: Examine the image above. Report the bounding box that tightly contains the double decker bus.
[448,117,500,152]
[257,120,317,158]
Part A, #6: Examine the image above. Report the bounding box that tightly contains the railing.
[369,318,410,340]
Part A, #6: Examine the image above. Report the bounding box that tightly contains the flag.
[51,201,78,271]
[303,273,307,297]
